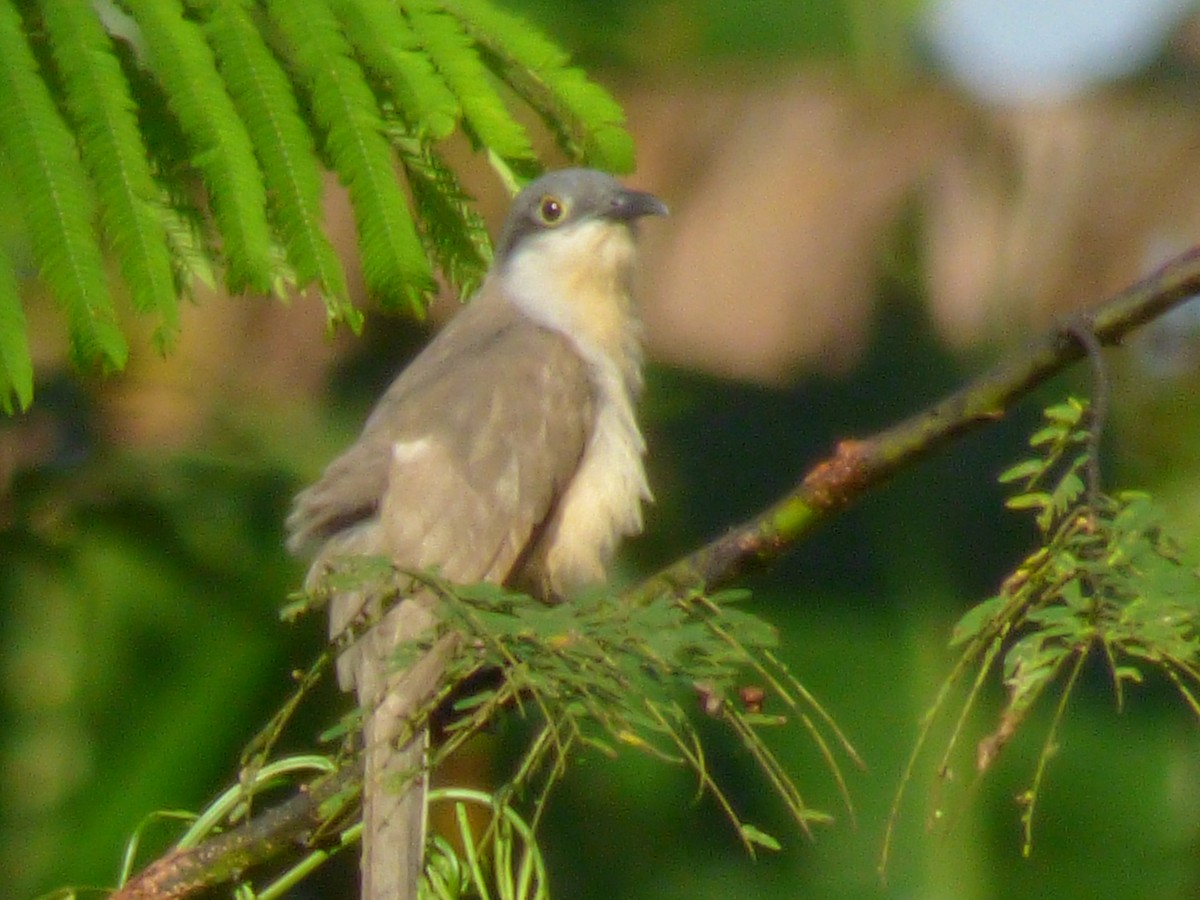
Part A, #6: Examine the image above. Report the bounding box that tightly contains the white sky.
[925,0,1197,101]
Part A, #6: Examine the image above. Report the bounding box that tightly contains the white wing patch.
[391,437,433,466]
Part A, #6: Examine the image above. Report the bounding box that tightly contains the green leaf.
[713,606,779,650]
[268,0,435,315]
[452,580,526,604]
[707,588,754,605]
[1003,632,1068,698]
[740,823,782,851]
[319,554,397,593]
[41,1,181,347]
[125,0,276,294]
[0,247,32,412]
[1049,470,1085,514]
[0,0,647,406]
[332,0,461,140]
[1055,578,1088,612]
[0,2,127,371]
[1029,423,1067,448]
[442,0,636,172]
[402,0,536,163]
[939,397,1200,858]
[1004,492,1051,512]
[998,458,1045,484]
[198,0,357,329]
[1025,604,1084,637]
[950,594,1007,646]
[1112,664,1143,685]
[393,136,492,298]
[1043,399,1086,426]
[158,201,219,293]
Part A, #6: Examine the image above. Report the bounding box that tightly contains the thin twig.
[1059,315,1109,509]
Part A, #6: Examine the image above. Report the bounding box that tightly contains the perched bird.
[286,168,667,900]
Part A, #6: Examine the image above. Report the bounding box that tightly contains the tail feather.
[349,599,456,900]
[360,713,428,899]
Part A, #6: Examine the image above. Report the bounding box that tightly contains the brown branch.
[629,245,1200,603]
[110,760,361,900]
[107,246,1200,896]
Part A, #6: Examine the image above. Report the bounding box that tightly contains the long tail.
[359,709,428,899]
[350,600,458,900]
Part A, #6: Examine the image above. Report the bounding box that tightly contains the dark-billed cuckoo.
[286,169,667,899]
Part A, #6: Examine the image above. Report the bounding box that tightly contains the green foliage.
[129,0,277,295]
[392,133,493,301]
[461,575,840,807]
[40,3,180,348]
[405,0,537,165]
[118,564,858,896]
[441,0,635,169]
[0,247,31,413]
[423,788,548,900]
[0,0,636,411]
[201,0,354,321]
[883,398,1200,869]
[0,1,127,383]
[414,574,858,858]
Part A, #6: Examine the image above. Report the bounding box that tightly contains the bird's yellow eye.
[537,195,566,225]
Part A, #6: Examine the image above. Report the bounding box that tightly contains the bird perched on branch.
[286,168,667,900]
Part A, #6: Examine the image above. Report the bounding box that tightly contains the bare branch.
[110,761,360,900]
[629,246,1200,601]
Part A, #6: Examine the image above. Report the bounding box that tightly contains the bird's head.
[494,168,667,369]
[495,168,668,262]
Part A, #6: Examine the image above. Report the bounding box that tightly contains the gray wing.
[286,285,595,588]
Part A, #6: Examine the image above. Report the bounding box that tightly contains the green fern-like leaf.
[195,0,358,329]
[0,0,640,411]
[40,1,181,349]
[392,135,491,298]
[267,0,435,316]
[0,246,33,413]
[0,1,127,373]
[331,0,461,140]
[442,0,635,173]
[402,0,536,163]
[158,196,220,294]
[886,399,1200,869]
[124,0,275,294]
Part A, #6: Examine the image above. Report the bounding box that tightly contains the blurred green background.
[5,0,1200,897]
